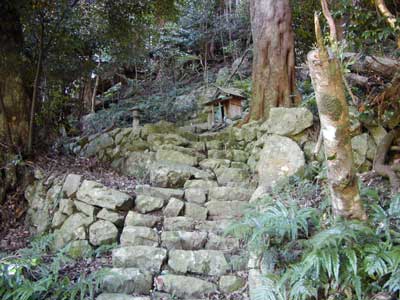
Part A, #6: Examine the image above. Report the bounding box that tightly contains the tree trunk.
[248,0,299,121]
[91,74,99,113]
[375,0,400,48]
[82,77,93,113]
[0,1,29,151]
[307,14,366,220]
[28,23,44,155]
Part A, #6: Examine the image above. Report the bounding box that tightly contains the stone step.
[101,268,152,295]
[194,220,232,234]
[112,246,167,273]
[205,201,248,219]
[183,179,218,190]
[205,233,240,252]
[150,161,214,188]
[160,231,207,250]
[135,185,184,200]
[155,149,199,166]
[124,211,160,228]
[96,294,150,300]
[135,195,165,214]
[120,226,159,247]
[167,249,229,276]
[163,217,196,231]
[215,167,250,187]
[155,274,217,299]
[208,187,253,202]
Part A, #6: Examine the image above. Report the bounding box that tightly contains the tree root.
[373,128,400,193]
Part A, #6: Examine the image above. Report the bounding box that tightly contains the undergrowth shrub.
[0,234,110,300]
[230,179,400,300]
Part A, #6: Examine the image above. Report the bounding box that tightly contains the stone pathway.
[61,125,259,299]
[96,151,254,299]
[33,112,319,300]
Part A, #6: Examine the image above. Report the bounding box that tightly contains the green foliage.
[228,179,322,253]
[235,180,400,300]
[0,234,108,300]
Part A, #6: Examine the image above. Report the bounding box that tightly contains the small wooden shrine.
[204,86,246,127]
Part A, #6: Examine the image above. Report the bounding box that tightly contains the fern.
[234,183,400,300]
[0,234,109,300]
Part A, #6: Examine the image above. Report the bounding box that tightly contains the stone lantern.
[129,107,141,128]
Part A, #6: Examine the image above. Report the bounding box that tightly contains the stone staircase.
[93,135,254,299]
[97,170,252,299]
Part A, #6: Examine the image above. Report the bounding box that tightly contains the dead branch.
[373,128,400,193]
[321,0,337,43]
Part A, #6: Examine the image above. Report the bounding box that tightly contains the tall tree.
[0,0,30,151]
[248,0,299,121]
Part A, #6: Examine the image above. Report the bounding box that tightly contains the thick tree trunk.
[308,20,366,220]
[0,1,29,151]
[249,0,299,121]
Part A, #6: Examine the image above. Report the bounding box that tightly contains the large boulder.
[76,180,133,210]
[256,135,305,188]
[260,107,313,136]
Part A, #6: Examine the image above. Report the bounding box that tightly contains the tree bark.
[307,13,366,220]
[248,0,299,121]
[0,1,29,151]
[375,0,400,48]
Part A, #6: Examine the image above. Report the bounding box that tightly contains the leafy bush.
[0,235,109,300]
[233,180,400,300]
